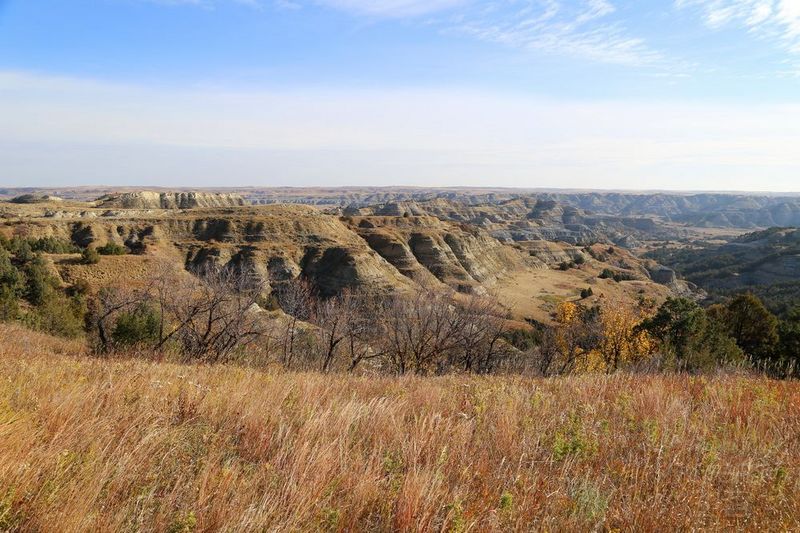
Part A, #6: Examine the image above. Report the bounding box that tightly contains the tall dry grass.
[0,324,798,531]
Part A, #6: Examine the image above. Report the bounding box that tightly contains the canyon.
[0,189,703,323]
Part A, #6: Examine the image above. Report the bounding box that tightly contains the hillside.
[542,192,800,229]
[0,194,688,323]
[647,227,800,315]
[349,197,672,248]
[5,187,800,229]
[1,324,798,531]
[96,191,247,209]
[9,194,63,205]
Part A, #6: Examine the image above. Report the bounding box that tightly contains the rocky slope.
[0,197,697,321]
[7,187,800,229]
[649,228,800,288]
[1,203,538,298]
[350,197,670,248]
[529,193,800,229]
[646,227,800,314]
[96,191,247,210]
[10,194,63,204]
[3,205,415,296]
[249,189,800,229]
[344,215,539,293]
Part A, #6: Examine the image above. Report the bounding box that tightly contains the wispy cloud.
[448,0,664,67]
[677,0,800,73]
[136,0,666,68]
[314,0,664,67]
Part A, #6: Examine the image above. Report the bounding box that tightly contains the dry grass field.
[1,324,799,531]
[493,268,670,324]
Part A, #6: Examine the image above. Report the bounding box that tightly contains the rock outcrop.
[346,215,532,293]
[96,191,247,210]
[0,196,699,310]
[10,194,62,204]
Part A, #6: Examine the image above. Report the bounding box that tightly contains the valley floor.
[493,268,669,324]
[0,325,798,531]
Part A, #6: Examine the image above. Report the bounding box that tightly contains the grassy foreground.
[1,325,798,531]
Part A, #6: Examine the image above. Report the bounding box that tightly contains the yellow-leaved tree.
[546,300,656,375]
[595,304,656,372]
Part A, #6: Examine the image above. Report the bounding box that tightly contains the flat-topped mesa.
[10,194,63,204]
[96,191,248,210]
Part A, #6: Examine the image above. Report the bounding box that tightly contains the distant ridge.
[96,191,247,209]
[9,194,63,204]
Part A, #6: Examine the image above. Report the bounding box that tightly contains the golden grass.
[0,325,798,531]
[493,268,670,324]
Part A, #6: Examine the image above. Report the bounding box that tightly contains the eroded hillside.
[647,227,800,316]
[6,187,800,229]
[349,196,675,248]
[0,192,691,322]
[96,191,247,209]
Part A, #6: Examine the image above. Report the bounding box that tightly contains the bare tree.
[309,288,359,372]
[310,288,388,373]
[159,265,268,363]
[452,295,512,374]
[88,260,560,378]
[535,307,602,376]
[344,291,385,372]
[535,327,565,376]
[375,287,463,375]
[90,285,153,353]
[88,260,180,354]
[274,279,313,368]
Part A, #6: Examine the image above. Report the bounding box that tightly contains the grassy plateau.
[0,324,798,531]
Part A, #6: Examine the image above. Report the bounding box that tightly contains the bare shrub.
[164,265,268,363]
[90,263,271,363]
[312,288,366,372]
[367,287,514,375]
[373,287,460,374]
[273,279,314,368]
[450,295,513,374]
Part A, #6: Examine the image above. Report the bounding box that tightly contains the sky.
[1,0,799,191]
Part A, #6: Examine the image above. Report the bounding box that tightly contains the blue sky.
[1,0,799,191]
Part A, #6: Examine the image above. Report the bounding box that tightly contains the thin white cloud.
[1,70,799,190]
[777,0,800,43]
[303,0,665,67]
[324,0,666,67]
[137,0,664,67]
[678,0,800,71]
[446,0,664,67]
